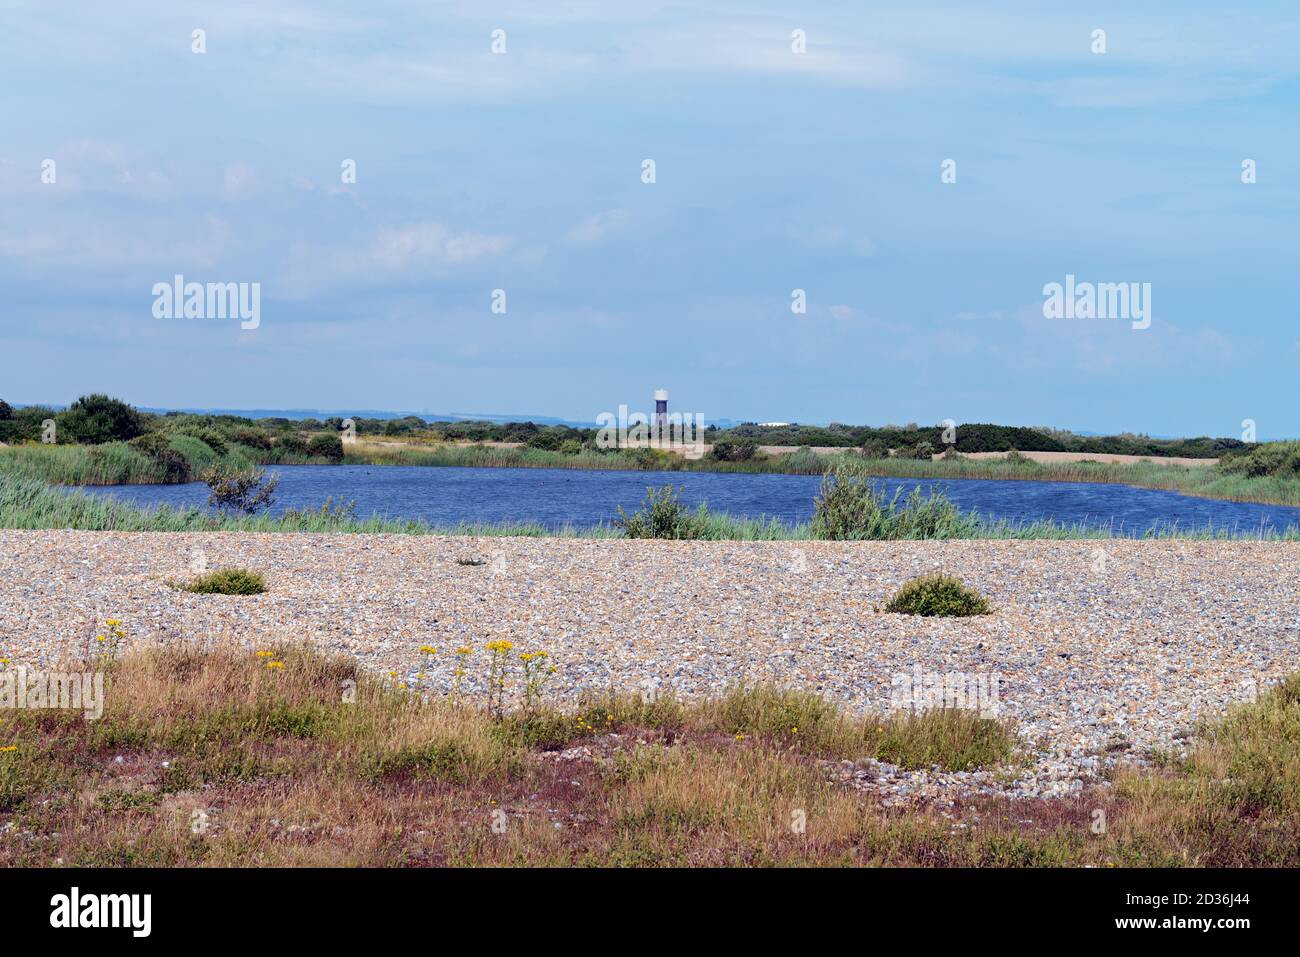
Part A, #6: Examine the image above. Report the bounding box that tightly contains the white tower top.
[654,389,669,402]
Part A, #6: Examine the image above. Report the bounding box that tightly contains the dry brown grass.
[1,646,1297,867]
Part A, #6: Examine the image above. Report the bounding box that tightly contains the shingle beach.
[3,530,1297,797]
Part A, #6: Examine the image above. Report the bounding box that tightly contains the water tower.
[654,389,668,432]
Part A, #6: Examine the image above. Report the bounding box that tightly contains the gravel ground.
[3,530,1297,798]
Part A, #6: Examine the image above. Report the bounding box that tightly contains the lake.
[78,464,1300,535]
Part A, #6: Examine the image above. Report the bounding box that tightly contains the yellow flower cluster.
[95,618,127,663]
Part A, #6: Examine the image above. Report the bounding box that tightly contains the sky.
[1,1,1298,437]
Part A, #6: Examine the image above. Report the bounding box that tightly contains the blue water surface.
[75,464,1300,535]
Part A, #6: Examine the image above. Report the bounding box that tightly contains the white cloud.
[367,223,513,270]
[567,209,631,246]
[787,224,874,258]
[277,221,516,297]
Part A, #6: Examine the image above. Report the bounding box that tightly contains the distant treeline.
[0,398,1248,460]
[372,417,1247,459]
[720,422,1246,459]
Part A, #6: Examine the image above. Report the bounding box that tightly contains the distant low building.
[758,422,790,427]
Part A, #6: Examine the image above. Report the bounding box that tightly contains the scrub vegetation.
[1,642,1295,867]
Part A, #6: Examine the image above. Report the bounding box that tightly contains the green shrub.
[174,568,266,595]
[615,485,706,539]
[627,447,674,470]
[710,439,758,462]
[884,574,990,617]
[174,426,227,456]
[276,433,309,455]
[307,433,344,463]
[1218,441,1300,478]
[203,466,279,514]
[56,394,147,444]
[558,439,582,455]
[858,438,890,459]
[526,431,562,451]
[811,466,980,540]
[229,427,272,451]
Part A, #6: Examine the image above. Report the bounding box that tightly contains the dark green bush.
[884,574,990,617]
[710,439,758,462]
[1218,441,1300,478]
[526,431,562,451]
[230,427,273,451]
[307,433,344,463]
[56,394,147,444]
[276,434,309,455]
[175,568,266,595]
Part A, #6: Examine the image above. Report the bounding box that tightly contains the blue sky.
[2,1,1298,436]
